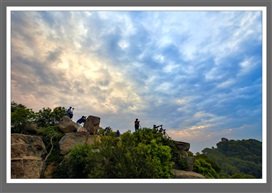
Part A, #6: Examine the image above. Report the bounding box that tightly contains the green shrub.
[37,125,64,164]
[54,131,174,178]
[231,173,256,179]
[193,159,219,178]
[11,103,35,134]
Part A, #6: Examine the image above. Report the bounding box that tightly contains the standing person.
[134,118,140,132]
[66,107,72,118]
[116,130,120,137]
[70,107,75,119]
[66,107,74,119]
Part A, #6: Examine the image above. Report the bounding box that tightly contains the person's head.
[136,118,138,121]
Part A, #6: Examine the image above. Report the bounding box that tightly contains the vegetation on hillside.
[53,129,175,178]
[199,139,262,178]
[10,101,262,179]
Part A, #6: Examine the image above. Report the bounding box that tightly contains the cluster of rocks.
[11,115,203,179]
[11,115,101,179]
[59,115,100,134]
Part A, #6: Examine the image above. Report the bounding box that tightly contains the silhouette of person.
[134,118,140,132]
[116,130,120,137]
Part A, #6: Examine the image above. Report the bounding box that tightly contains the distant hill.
[200,138,262,178]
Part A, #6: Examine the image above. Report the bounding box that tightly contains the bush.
[37,125,64,164]
[11,103,35,133]
[193,159,219,178]
[54,130,174,178]
[231,173,256,179]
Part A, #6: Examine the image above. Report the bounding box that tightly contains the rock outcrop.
[174,140,195,171]
[221,137,229,142]
[83,115,101,134]
[59,132,101,154]
[11,134,47,178]
[172,169,205,179]
[59,116,79,133]
[174,140,190,157]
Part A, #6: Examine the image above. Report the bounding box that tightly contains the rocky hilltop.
[11,115,204,179]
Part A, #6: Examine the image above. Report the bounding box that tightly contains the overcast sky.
[10,8,263,153]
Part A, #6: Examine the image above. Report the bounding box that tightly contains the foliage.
[193,159,219,179]
[161,135,189,170]
[64,144,95,178]
[230,173,256,179]
[11,101,36,133]
[194,154,220,173]
[35,108,52,127]
[37,125,64,164]
[97,127,105,135]
[54,129,175,178]
[35,106,66,127]
[51,106,66,123]
[11,101,66,131]
[200,139,262,178]
[12,102,262,179]
[193,153,220,179]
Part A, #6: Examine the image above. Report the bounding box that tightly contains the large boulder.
[174,140,190,152]
[172,169,205,179]
[174,140,195,171]
[174,140,190,157]
[59,116,79,133]
[59,132,101,154]
[83,115,101,134]
[11,134,47,178]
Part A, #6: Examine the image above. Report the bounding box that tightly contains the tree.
[11,102,35,133]
[51,107,66,124]
[199,139,262,178]
[35,107,52,127]
[194,154,220,173]
[193,159,219,179]
[35,106,66,126]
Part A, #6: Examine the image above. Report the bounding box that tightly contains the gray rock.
[172,169,205,179]
[83,115,101,134]
[59,116,78,133]
[174,140,190,152]
[11,134,47,179]
[173,140,195,171]
[59,132,101,154]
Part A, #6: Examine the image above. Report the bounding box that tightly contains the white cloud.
[217,78,235,88]
[238,56,259,76]
[10,10,263,154]
[163,62,179,73]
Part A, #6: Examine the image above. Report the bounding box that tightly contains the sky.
[9,8,264,153]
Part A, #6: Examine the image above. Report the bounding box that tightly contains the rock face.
[59,132,101,154]
[172,169,205,179]
[11,134,47,178]
[174,140,190,157]
[59,116,79,133]
[221,137,229,142]
[174,140,195,171]
[83,115,101,134]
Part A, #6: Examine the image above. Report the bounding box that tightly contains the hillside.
[200,138,262,178]
[10,101,262,179]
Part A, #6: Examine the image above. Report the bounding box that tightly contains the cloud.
[10,9,263,153]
